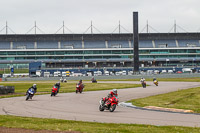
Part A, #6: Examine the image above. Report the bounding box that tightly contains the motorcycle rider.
[26,84,37,98]
[54,82,60,93]
[60,77,64,82]
[140,77,146,88]
[27,84,37,93]
[153,77,158,82]
[91,76,97,83]
[153,77,158,86]
[140,77,145,83]
[104,89,118,107]
[78,79,84,88]
[79,79,82,84]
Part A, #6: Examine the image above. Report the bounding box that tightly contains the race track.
[0,81,200,127]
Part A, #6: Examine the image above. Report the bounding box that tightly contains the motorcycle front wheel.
[109,104,116,112]
[26,94,30,101]
[99,105,104,111]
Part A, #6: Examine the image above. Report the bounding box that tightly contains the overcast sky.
[0,0,199,34]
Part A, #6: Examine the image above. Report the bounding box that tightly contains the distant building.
[0,33,200,68]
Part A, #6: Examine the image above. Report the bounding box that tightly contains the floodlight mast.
[35,21,36,34]
[133,12,139,73]
[6,21,8,34]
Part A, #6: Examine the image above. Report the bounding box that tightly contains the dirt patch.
[0,126,80,133]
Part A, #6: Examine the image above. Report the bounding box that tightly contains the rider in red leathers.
[76,79,84,91]
[104,89,118,106]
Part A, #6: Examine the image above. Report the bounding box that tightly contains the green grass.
[1,79,200,132]
[0,115,200,133]
[129,87,200,113]
[0,81,141,98]
[99,77,200,82]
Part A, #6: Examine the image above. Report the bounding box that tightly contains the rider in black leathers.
[26,84,37,97]
[54,82,60,93]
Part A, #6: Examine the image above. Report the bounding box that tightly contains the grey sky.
[0,0,199,34]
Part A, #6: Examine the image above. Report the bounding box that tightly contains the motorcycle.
[76,83,84,93]
[60,78,64,82]
[26,88,35,100]
[154,80,158,86]
[92,79,97,83]
[91,77,97,83]
[51,86,58,96]
[99,95,119,112]
[60,78,67,83]
[141,81,146,88]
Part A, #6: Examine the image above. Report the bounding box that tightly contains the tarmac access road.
[0,81,200,127]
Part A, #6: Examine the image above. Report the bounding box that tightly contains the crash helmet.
[113,89,117,95]
[79,79,82,83]
[56,82,60,86]
[33,84,36,88]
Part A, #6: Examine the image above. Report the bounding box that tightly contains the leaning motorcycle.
[141,81,146,88]
[51,86,58,96]
[76,83,84,93]
[26,88,35,101]
[92,79,97,83]
[99,95,119,112]
[154,80,158,86]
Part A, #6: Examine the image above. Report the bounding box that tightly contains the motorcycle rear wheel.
[109,104,116,112]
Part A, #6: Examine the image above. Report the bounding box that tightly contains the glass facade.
[1,49,200,60]
[0,35,200,68]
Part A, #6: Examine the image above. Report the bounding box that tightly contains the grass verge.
[99,77,200,82]
[0,82,141,98]
[128,87,200,113]
[0,115,200,133]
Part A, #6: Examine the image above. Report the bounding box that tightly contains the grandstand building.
[0,33,200,69]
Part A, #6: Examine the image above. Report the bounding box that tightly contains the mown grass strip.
[0,115,200,133]
[129,87,200,113]
[0,82,141,98]
[99,77,200,82]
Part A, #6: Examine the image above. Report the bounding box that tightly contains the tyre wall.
[0,86,15,94]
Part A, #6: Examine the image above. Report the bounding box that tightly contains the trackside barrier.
[0,86,15,94]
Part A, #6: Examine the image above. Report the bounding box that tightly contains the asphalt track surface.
[0,81,200,127]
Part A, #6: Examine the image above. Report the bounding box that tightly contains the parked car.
[154,70,160,74]
[161,70,167,73]
[182,68,192,73]
[176,71,182,74]
[122,70,127,75]
[168,70,173,73]
[104,71,110,76]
